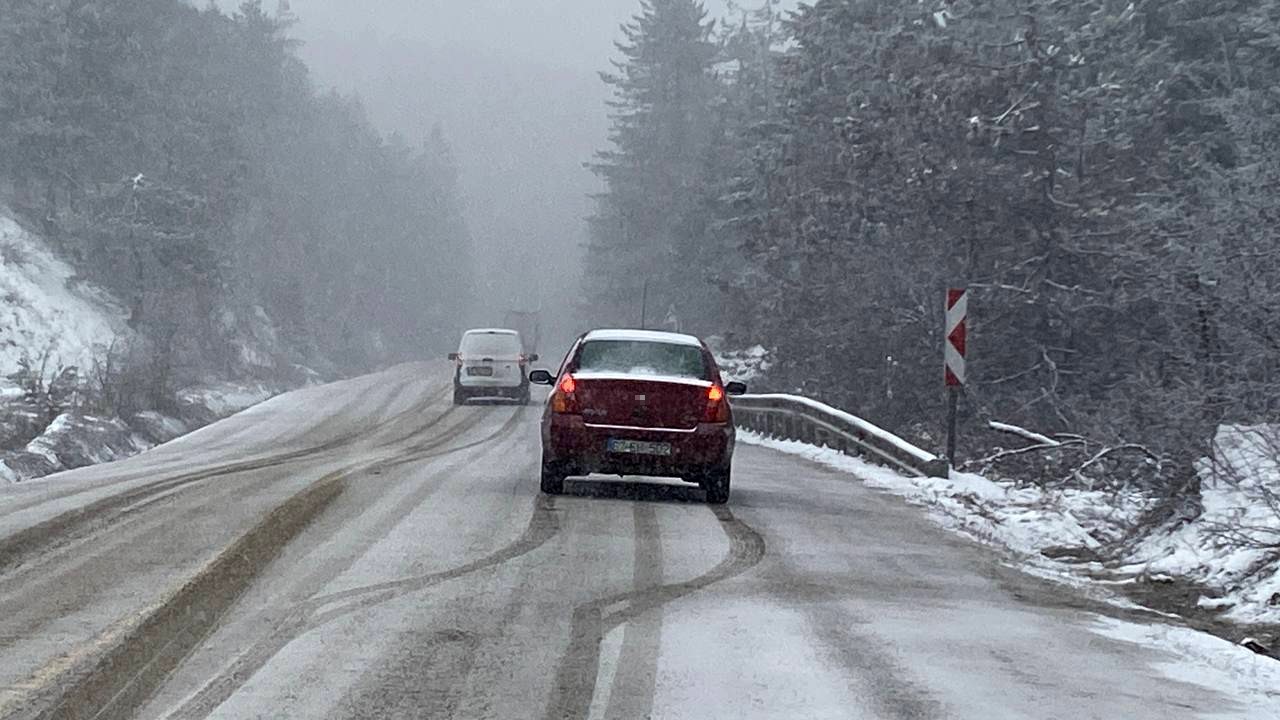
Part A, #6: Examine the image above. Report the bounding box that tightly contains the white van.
[448,328,538,405]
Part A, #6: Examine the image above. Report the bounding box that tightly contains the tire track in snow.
[543,506,766,720]
[0,389,470,653]
[0,383,452,578]
[162,432,559,720]
[2,395,492,720]
[602,503,663,720]
[0,375,443,521]
[278,405,531,606]
[327,628,481,720]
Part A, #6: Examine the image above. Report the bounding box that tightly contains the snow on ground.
[0,211,294,483]
[740,429,1280,703]
[714,344,771,384]
[1091,616,1280,709]
[177,381,275,417]
[0,380,277,482]
[1127,425,1280,625]
[24,413,149,466]
[739,431,1147,560]
[741,423,1280,625]
[0,211,131,377]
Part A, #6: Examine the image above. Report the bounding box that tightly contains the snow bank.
[741,430,1280,698]
[744,421,1280,625]
[21,413,150,471]
[1092,616,1280,706]
[1128,425,1280,624]
[740,431,1145,558]
[130,411,190,445]
[0,212,131,377]
[177,381,275,418]
[714,344,771,384]
[0,211,289,484]
[0,384,276,483]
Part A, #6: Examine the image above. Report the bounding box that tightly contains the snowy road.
[0,364,1247,719]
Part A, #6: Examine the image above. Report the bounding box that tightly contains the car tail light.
[705,384,729,423]
[551,374,579,414]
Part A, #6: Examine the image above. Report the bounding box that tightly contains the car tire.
[540,454,566,495]
[452,387,467,405]
[700,467,731,505]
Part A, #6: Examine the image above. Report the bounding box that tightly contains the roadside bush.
[6,347,79,423]
[89,338,177,417]
[0,240,29,267]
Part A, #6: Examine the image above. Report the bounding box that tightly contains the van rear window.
[461,333,521,356]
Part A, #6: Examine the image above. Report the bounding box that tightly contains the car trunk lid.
[573,373,709,430]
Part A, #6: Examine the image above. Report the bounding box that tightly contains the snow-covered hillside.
[1130,425,1280,624]
[0,211,132,376]
[0,210,281,482]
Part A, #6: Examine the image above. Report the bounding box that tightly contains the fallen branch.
[989,420,1061,446]
[1070,443,1163,487]
[965,437,1086,472]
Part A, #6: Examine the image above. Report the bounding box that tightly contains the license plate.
[467,366,493,376]
[607,438,672,456]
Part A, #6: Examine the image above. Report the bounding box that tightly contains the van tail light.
[551,374,579,414]
[455,355,463,368]
[704,384,730,423]
[518,353,527,366]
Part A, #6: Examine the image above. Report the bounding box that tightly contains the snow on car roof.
[582,329,703,347]
[464,328,519,335]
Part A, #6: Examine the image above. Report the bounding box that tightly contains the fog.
[215,0,788,345]
[4,2,1280,706]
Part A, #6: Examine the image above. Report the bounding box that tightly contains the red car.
[528,329,747,503]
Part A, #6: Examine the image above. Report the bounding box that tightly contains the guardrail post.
[924,458,950,478]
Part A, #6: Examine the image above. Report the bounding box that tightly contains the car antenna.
[640,278,649,330]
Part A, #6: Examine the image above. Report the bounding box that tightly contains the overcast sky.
[214,1,793,323]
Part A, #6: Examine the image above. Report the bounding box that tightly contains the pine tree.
[584,0,721,330]
[707,3,785,343]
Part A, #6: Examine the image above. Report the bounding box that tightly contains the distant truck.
[502,310,541,354]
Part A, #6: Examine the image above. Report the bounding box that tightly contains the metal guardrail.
[732,394,950,478]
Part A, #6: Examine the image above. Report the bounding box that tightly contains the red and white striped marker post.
[944,288,967,468]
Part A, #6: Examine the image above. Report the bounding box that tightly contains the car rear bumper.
[543,414,734,477]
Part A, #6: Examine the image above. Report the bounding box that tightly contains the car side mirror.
[725,381,748,396]
[528,369,555,386]
[448,352,460,361]
[528,353,540,362]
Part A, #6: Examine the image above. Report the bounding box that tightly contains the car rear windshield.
[576,340,709,380]
[461,333,521,356]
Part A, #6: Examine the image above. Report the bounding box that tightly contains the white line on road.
[586,623,626,720]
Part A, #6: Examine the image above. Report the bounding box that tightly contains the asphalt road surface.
[0,363,1241,719]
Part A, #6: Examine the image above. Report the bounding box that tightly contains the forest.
[585,0,1280,505]
[0,0,475,408]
